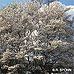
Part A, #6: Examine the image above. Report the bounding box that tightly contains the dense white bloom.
[49,1,64,10]
[38,4,48,12]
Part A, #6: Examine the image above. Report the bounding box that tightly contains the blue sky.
[59,0,74,5]
[0,0,74,9]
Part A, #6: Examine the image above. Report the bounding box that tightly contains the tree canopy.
[0,1,74,74]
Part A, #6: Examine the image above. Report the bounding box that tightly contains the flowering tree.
[0,1,74,74]
[31,0,59,5]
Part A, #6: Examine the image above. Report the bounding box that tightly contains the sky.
[59,0,74,5]
[0,0,74,9]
